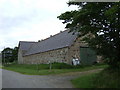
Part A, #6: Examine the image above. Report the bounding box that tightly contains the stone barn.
[18,30,98,65]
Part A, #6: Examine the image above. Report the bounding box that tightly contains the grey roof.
[25,30,77,56]
[19,41,36,52]
[19,30,78,56]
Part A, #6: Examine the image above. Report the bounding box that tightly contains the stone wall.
[23,47,69,64]
[18,49,24,64]
[20,37,87,65]
[19,37,101,65]
[66,37,87,64]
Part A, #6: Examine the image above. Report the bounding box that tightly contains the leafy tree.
[11,47,18,62]
[2,47,18,64]
[2,47,13,64]
[58,2,120,68]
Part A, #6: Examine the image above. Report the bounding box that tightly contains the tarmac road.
[0,69,2,89]
[2,69,102,88]
[2,69,74,88]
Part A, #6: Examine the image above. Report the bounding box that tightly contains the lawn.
[2,63,108,75]
[71,67,120,88]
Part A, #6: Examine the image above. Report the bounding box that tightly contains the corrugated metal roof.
[20,30,78,56]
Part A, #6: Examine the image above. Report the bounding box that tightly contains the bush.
[51,62,74,69]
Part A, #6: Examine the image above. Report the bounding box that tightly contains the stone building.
[18,30,97,65]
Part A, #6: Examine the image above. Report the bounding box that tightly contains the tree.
[12,47,18,62]
[58,2,120,68]
[2,47,18,64]
[2,47,13,64]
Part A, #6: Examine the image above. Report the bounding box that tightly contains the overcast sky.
[0,0,78,51]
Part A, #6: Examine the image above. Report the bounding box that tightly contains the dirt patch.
[55,69,103,77]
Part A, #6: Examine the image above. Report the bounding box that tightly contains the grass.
[2,63,108,75]
[93,68,120,88]
[71,67,120,88]
[71,72,98,88]
[0,64,2,68]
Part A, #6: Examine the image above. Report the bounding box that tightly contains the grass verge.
[2,63,108,75]
[71,72,98,88]
[71,67,120,88]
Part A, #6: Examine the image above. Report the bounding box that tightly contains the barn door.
[80,47,97,65]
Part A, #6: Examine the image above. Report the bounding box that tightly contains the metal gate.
[80,47,97,65]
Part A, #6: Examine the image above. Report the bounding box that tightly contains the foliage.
[11,47,18,62]
[72,68,120,88]
[2,47,13,64]
[71,72,97,88]
[58,2,120,68]
[51,62,74,69]
[2,63,108,75]
[93,68,120,88]
[2,47,18,64]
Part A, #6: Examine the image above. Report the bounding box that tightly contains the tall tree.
[2,47,18,64]
[2,47,13,64]
[11,47,18,62]
[58,2,120,68]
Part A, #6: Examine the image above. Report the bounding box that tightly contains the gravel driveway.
[2,69,102,88]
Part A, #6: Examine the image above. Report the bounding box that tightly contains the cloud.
[0,0,78,51]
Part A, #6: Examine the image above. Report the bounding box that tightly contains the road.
[0,69,2,89]
[2,69,102,88]
[2,69,74,88]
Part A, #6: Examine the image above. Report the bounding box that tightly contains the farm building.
[18,30,98,65]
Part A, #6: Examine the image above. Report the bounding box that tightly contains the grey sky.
[0,0,78,51]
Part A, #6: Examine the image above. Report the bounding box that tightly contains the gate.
[80,47,97,65]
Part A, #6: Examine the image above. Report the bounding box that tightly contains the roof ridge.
[38,29,69,43]
[21,29,77,56]
[20,41,37,43]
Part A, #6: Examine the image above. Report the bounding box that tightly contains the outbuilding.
[18,30,98,65]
